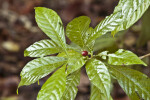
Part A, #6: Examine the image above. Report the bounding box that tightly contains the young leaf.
[98,51,109,60]
[108,49,147,66]
[35,7,66,51]
[24,39,62,57]
[37,65,67,100]
[18,56,67,87]
[58,50,86,75]
[107,65,150,100]
[86,59,111,99]
[66,16,91,48]
[61,69,80,100]
[86,12,123,45]
[112,0,150,36]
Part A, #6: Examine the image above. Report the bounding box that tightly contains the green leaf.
[61,69,80,100]
[112,0,150,36]
[86,12,123,45]
[90,84,107,100]
[24,39,62,57]
[86,27,95,52]
[66,44,81,52]
[35,7,66,51]
[18,56,67,87]
[66,16,91,48]
[109,96,113,100]
[86,59,111,99]
[107,65,150,100]
[94,34,115,52]
[93,31,125,52]
[37,65,67,100]
[108,49,147,66]
[98,51,109,60]
[90,84,113,100]
[58,50,86,75]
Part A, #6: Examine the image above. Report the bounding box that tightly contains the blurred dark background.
[0,0,150,100]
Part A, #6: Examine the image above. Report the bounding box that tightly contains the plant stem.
[139,53,150,59]
[90,52,93,58]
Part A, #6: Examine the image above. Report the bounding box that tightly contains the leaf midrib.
[41,72,66,100]
[61,72,78,99]
[80,19,91,48]
[42,12,66,51]
[87,12,122,45]
[26,47,61,51]
[89,64,109,98]
[76,21,85,48]
[24,60,66,72]
[96,12,122,34]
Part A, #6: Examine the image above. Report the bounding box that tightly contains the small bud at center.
[82,51,88,56]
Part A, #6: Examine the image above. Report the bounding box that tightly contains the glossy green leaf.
[86,27,95,52]
[86,12,123,45]
[24,39,62,57]
[18,56,67,87]
[66,44,81,52]
[90,84,113,100]
[37,65,67,100]
[86,59,111,99]
[58,50,86,75]
[66,16,91,48]
[107,65,150,100]
[87,0,150,43]
[108,49,147,66]
[35,7,66,51]
[90,84,107,100]
[61,69,80,100]
[112,0,150,36]
[98,51,109,60]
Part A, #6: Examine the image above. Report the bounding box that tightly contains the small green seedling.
[18,0,150,100]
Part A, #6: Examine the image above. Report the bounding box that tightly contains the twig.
[139,53,150,59]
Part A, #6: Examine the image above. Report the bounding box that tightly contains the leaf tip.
[38,80,40,85]
[24,50,28,57]
[34,7,42,10]
[111,32,115,37]
[34,7,37,10]
[16,89,19,95]
[112,34,115,38]
[143,63,147,66]
[34,7,46,13]
[34,7,40,12]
